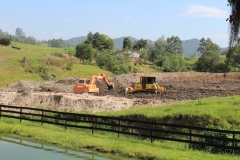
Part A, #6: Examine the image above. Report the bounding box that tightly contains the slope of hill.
[181,38,200,57]
[0,42,112,87]
[65,36,87,46]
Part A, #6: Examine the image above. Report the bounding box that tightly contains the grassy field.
[0,42,113,87]
[0,118,239,160]
[98,95,240,129]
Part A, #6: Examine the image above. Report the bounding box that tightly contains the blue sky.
[1,0,231,47]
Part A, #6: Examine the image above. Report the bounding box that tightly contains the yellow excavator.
[125,76,165,94]
[73,73,114,93]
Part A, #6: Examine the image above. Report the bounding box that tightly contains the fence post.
[189,127,192,148]
[41,111,44,125]
[232,133,236,155]
[151,123,154,143]
[92,117,94,134]
[20,108,22,122]
[65,115,68,130]
[118,119,121,138]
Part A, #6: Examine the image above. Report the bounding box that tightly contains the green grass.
[0,42,112,87]
[0,118,239,160]
[98,95,240,128]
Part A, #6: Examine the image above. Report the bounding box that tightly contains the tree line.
[0,28,70,48]
[2,27,240,75]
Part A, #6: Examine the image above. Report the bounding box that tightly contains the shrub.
[192,125,239,154]
[0,38,11,46]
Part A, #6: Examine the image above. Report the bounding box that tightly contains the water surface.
[0,134,130,160]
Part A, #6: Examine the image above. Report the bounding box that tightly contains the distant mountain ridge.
[65,37,228,57]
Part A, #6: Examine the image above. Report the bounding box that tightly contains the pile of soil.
[97,72,240,100]
[1,72,240,112]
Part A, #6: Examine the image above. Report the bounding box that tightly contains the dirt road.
[1,72,240,112]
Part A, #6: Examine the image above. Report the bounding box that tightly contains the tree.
[15,28,25,42]
[75,43,94,64]
[226,0,240,70]
[227,0,240,48]
[154,36,167,55]
[197,38,213,54]
[196,42,222,72]
[228,44,240,70]
[166,36,183,55]
[155,52,186,72]
[122,37,132,50]
[133,39,147,51]
[48,38,69,48]
[196,51,222,72]
[91,32,114,51]
[96,53,116,71]
[85,32,94,44]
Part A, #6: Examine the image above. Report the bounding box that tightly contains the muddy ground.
[1,72,240,112]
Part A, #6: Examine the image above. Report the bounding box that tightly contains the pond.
[0,134,131,160]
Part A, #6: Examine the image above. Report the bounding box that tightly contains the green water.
[0,135,131,160]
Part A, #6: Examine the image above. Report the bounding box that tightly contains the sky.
[0,0,231,47]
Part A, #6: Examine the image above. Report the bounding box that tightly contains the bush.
[0,38,11,46]
[192,125,239,154]
[112,65,129,75]
[64,62,73,71]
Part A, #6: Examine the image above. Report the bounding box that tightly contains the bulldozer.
[125,76,165,94]
[73,73,114,93]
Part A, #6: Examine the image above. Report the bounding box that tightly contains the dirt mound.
[1,72,240,112]
[0,77,77,93]
[96,72,240,100]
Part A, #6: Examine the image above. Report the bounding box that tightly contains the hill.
[0,42,112,87]
[181,38,201,57]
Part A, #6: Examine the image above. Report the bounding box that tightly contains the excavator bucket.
[108,84,114,90]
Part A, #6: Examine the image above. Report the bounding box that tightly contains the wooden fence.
[1,104,240,154]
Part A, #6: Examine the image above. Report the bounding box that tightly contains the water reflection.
[0,135,130,160]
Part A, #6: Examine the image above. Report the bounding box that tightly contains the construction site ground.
[1,72,240,113]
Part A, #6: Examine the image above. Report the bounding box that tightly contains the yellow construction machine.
[125,76,165,94]
[73,73,114,93]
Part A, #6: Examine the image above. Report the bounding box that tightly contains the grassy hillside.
[99,95,240,129]
[0,42,113,87]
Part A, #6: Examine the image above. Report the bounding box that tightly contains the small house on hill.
[115,50,140,58]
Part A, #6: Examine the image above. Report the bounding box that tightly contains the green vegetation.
[0,118,239,160]
[0,37,11,46]
[99,95,240,128]
[0,42,112,87]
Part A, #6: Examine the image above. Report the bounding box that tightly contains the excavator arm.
[89,73,114,90]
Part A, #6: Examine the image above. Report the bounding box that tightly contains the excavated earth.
[1,72,240,113]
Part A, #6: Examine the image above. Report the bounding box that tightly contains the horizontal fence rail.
[1,104,240,154]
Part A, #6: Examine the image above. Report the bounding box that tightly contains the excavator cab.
[73,73,114,93]
[125,76,165,94]
[73,78,99,93]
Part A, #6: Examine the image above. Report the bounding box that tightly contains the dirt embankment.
[1,72,240,113]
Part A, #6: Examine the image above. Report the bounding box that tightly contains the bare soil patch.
[1,72,240,112]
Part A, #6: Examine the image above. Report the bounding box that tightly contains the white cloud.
[124,17,132,20]
[182,5,229,18]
